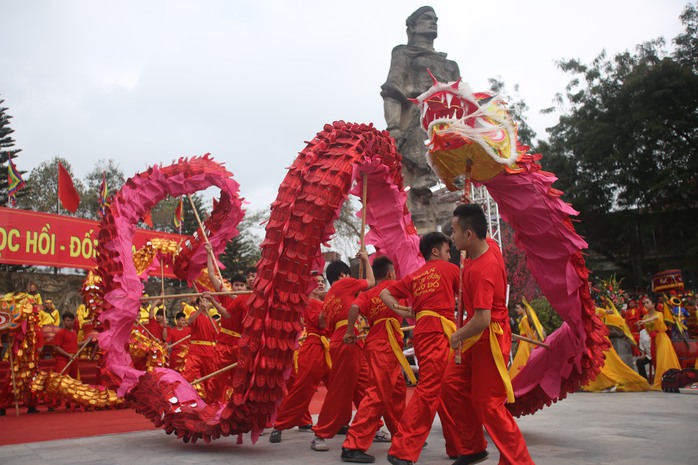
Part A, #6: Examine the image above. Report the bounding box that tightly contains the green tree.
[218,208,264,277]
[529,297,563,335]
[0,98,28,207]
[540,8,698,287]
[16,156,87,216]
[0,99,31,271]
[82,159,126,220]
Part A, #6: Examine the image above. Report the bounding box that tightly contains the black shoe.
[0,408,5,416]
[27,406,40,414]
[387,454,413,465]
[298,424,314,432]
[269,429,282,443]
[47,407,55,412]
[453,450,489,465]
[341,448,376,463]
[337,425,350,435]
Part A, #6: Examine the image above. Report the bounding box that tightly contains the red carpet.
[1,384,414,446]
[0,385,332,446]
[0,406,156,446]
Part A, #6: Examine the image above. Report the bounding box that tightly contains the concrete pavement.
[1,390,696,465]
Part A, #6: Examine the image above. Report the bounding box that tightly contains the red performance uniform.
[180,312,218,400]
[386,259,459,463]
[210,294,248,402]
[440,238,534,464]
[53,328,79,378]
[166,325,191,372]
[143,318,166,342]
[313,277,370,439]
[273,297,330,430]
[343,280,407,452]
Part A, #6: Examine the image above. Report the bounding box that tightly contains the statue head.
[406,6,438,45]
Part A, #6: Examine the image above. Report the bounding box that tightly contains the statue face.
[412,11,438,38]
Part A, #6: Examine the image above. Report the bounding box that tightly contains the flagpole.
[56,160,60,215]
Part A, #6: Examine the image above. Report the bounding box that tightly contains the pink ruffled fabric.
[351,157,424,278]
[482,161,608,416]
[95,155,244,403]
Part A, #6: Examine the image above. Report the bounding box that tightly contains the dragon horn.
[426,68,438,86]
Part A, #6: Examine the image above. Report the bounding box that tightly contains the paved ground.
[1,391,696,465]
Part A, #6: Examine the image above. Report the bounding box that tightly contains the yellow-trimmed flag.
[7,157,26,206]
[173,197,183,229]
[98,171,110,216]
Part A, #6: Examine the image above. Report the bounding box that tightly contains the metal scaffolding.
[433,183,502,249]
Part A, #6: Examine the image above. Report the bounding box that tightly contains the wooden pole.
[140,290,252,302]
[358,172,368,279]
[59,337,93,376]
[356,325,415,339]
[167,334,191,349]
[160,261,166,296]
[187,194,223,280]
[138,322,160,342]
[512,333,550,349]
[455,160,473,364]
[191,362,238,385]
[8,337,20,416]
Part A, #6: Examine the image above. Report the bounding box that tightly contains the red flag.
[58,161,80,213]
[173,197,183,229]
[143,209,153,228]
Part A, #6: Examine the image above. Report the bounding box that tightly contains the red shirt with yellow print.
[323,277,368,341]
[387,259,459,335]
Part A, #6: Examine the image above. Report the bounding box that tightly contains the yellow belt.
[334,320,348,331]
[458,322,515,403]
[307,332,332,369]
[373,317,416,384]
[220,328,241,338]
[190,340,216,346]
[416,310,456,338]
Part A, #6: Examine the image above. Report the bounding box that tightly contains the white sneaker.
[373,429,391,442]
[311,436,329,451]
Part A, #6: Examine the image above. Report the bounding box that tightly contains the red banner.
[0,207,187,278]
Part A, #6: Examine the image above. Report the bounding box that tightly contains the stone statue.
[381,6,460,234]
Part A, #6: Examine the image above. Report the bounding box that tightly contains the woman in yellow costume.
[637,296,681,391]
[582,303,649,392]
[508,299,546,379]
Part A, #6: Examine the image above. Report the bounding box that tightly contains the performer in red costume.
[341,256,413,463]
[269,273,330,443]
[180,296,218,400]
[310,251,374,452]
[380,232,460,465]
[444,204,534,465]
[53,312,80,378]
[142,304,167,342]
[205,243,250,401]
[166,311,191,372]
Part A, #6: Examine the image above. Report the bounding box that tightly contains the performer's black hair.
[326,260,351,285]
[372,256,394,280]
[419,232,452,259]
[453,204,488,239]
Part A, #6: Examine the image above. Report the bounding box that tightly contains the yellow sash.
[191,340,216,346]
[306,332,332,369]
[335,320,348,331]
[220,327,241,338]
[373,317,416,384]
[415,310,456,338]
[459,322,515,403]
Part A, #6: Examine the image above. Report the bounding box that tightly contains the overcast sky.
[1,0,689,212]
